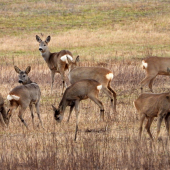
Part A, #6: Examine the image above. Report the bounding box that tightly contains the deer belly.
[158,71,170,75]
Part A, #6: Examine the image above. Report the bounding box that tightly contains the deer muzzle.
[18,80,23,84]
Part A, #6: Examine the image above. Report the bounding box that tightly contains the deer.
[6,66,44,129]
[140,56,170,93]
[66,56,117,114]
[0,93,8,127]
[134,92,170,140]
[52,79,104,141]
[36,35,73,94]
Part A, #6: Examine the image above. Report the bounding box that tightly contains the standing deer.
[36,35,73,94]
[134,92,170,140]
[0,93,8,127]
[52,79,104,141]
[66,56,117,113]
[140,56,170,93]
[6,66,44,129]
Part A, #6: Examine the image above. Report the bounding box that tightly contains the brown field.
[1,0,170,169]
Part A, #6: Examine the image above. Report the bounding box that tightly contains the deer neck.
[59,99,68,115]
[23,78,33,85]
[41,50,51,63]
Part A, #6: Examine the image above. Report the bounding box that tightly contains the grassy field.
[1,0,170,169]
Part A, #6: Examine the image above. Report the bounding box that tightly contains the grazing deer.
[140,56,170,93]
[0,93,8,127]
[134,92,170,140]
[67,56,117,113]
[36,35,73,94]
[6,66,44,129]
[52,79,104,141]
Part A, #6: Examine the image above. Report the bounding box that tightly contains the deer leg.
[35,102,44,129]
[29,104,34,129]
[0,113,7,127]
[148,76,156,93]
[107,84,117,113]
[67,104,75,123]
[18,106,28,129]
[102,87,115,114]
[139,114,145,140]
[60,71,67,95]
[88,95,105,121]
[145,117,154,140]
[7,102,18,126]
[156,112,164,140]
[164,112,170,136]
[51,71,55,94]
[74,100,80,141]
[140,74,157,93]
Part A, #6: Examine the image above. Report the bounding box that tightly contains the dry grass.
[1,0,170,169]
[0,58,170,169]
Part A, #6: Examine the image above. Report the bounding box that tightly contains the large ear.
[52,105,57,112]
[25,66,31,74]
[36,35,42,43]
[14,66,21,74]
[45,36,51,44]
[75,55,80,63]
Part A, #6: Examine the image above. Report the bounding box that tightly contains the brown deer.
[52,79,104,141]
[0,93,8,127]
[36,35,73,94]
[140,56,170,93]
[66,56,117,113]
[6,66,44,129]
[134,92,170,140]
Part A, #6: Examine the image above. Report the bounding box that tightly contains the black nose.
[39,48,43,51]
[18,80,23,83]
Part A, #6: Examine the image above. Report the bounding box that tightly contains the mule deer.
[36,35,73,94]
[67,56,117,113]
[140,56,170,93]
[6,66,44,129]
[0,93,7,127]
[134,92,170,140]
[52,79,104,141]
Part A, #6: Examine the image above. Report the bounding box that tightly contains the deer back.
[142,56,170,74]
[134,92,170,116]
[69,67,113,87]
[8,83,41,104]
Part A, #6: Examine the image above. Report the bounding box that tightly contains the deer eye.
[44,44,46,46]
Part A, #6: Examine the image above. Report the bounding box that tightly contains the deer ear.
[75,55,80,63]
[36,35,42,43]
[14,66,21,74]
[45,36,51,44]
[25,66,31,74]
[52,105,57,111]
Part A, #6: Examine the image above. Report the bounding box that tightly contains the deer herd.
[0,35,170,141]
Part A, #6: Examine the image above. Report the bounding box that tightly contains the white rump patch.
[7,94,20,101]
[60,55,73,63]
[97,84,102,90]
[106,73,114,80]
[142,60,148,69]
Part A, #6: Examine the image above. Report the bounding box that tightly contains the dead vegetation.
[1,0,170,169]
